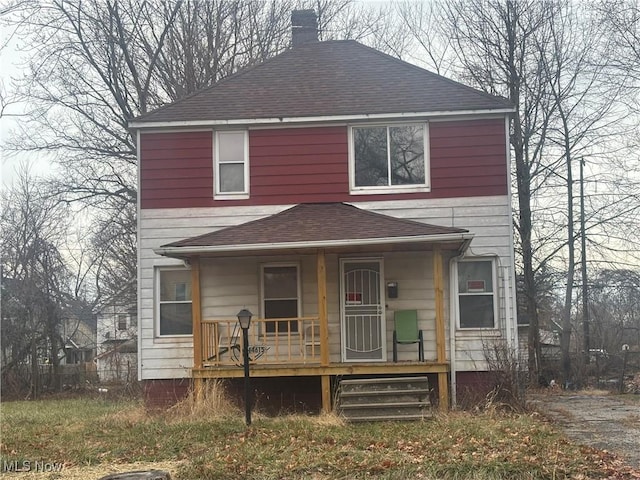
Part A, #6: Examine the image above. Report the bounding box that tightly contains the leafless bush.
[483,339,527,412]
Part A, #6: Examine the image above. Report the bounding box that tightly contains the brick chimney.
[291,9,318,47]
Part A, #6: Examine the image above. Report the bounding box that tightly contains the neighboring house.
[130,11,518,410]
[95,299,137,383]
[95,338,137,383]
[61,315,95,365]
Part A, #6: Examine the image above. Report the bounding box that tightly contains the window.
[350,123,429,193]
[117,314,127,331]
[457,260,496,329]
[157,268,192,336]
[128,307,138,328]
[215,130,249,199]
[262,264,300,334]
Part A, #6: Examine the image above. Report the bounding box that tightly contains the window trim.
[348,122,431,195]
[155,266,193,338]
[259,262,301,336]
[455,258,498,330]
[214,129,250,200]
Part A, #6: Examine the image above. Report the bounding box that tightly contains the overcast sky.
[0,20,55,189]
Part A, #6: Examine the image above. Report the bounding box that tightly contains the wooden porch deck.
[193,361,450,379]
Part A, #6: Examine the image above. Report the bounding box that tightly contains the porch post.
[317,249,331,413]
[433,247,449,410]
[191,256,202,370]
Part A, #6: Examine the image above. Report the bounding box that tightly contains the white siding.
[138,196,516,379]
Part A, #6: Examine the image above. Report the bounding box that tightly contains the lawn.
[0,396,636,479]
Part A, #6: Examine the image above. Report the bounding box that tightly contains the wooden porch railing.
[198,317,321,368]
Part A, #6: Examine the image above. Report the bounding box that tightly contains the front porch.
[189,248,452,412]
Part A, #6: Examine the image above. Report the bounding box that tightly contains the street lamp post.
[237,308,253,425]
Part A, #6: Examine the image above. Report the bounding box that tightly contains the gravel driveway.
[529,392,640,469]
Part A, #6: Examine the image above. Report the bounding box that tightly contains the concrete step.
[341,406,428,419]
[339,401,430,410]
[346,414,429,422]
[339,376,429,394]
[339,376,430,385]
[335,376,431,422]
[339,391,429,405]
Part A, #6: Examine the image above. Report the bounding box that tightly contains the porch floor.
[192,361,449,379]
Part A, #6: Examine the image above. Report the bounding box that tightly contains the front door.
[340,259,386,362]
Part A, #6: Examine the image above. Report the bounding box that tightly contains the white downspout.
[448,251,465,409]
[503,265,513,349]
[449,257,458,408]
[136,128,143,382]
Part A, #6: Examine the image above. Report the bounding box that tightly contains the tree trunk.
[561,115,575,388]
[30,339,39,399]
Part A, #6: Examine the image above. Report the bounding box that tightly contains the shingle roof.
[133,41,512,125]
[160,203,469,252]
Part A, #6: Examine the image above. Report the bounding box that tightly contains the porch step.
[335,376,431,422]
[340,390,429,405]
[348,414,428,423]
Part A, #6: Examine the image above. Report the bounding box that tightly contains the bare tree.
[528,3,638,385]
[418,0,560,383]
[0,165,73,396]
[394,1,454,75]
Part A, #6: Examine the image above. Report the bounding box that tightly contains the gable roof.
[131,41,513,128]
[155,203,472,257]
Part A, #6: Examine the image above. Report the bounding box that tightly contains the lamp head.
[237,308,253,329]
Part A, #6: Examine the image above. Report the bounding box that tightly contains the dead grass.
[574,388,613,396]
[620,394,640,405]
[103,403,150,425]
[2,396,639,480]
[165,379,240,422]
[621,413,640,429]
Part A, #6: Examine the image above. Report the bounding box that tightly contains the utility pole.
[580,158,590,364]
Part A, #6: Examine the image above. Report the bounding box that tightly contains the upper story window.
[457,259,497,329]
[349,123,430,194]
[156,267,192,336]
[214,130,249,199]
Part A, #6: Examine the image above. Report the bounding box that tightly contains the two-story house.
[95,296,138,383]
[130,11,518,412]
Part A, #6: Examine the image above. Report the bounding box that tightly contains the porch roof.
[155,203,473,258]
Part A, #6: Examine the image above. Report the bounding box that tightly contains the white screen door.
[340,259,386,362]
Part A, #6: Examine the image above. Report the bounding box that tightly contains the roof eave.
[154,232,475,258]
[129,108,515,130]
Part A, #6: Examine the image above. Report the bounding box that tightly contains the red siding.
[249,127,350,204]
[139,119,508,209]
[429,119,508,199]
[140,131,213,209]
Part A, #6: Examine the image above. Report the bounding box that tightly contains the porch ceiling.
[154,202,473,258]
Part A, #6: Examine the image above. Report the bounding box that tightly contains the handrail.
[199,317,321,368]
